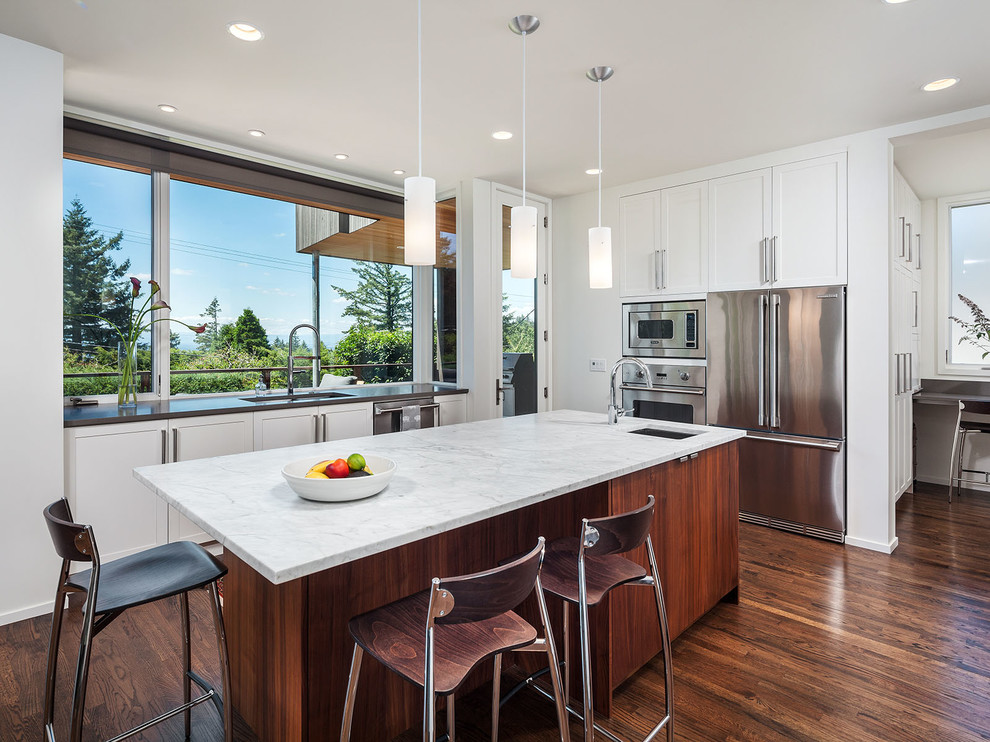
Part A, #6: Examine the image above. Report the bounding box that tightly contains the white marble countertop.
[134,410,745,584]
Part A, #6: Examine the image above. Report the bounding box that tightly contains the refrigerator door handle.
[747,431,843,451]
[758,294,768,426]
[770,294,781,428]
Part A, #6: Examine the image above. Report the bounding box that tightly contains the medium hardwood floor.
[2,486,988,741]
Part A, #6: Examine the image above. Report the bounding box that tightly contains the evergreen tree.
[233,308,270,352]
[331,263,412,332]
[62,198,131,354]
[217,323,237,347]
[195,297,222,350]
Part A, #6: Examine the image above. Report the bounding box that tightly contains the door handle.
[758,293,767,427]
[654,249,663,290]
[172,427,179,462]
[770,294,781,428]
[161,429,167,464]
[619,384,705,395]
[495,378,503,406]
[747,431,843,451]
[761,238,769,284]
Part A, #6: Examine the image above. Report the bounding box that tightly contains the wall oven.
[622,300,705,358]
[621,362,706,425]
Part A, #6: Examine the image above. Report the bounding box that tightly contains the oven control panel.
[622,363,706,390]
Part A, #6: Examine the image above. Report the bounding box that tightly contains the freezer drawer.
[739,433,845,541]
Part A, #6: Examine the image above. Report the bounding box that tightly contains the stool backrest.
[431,537,545,625]
[961,400,990,417]
[581,495,655,557]
[44,499,98,563]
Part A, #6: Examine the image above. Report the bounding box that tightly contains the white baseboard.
[845,535,898,554]
[1,599,54,627]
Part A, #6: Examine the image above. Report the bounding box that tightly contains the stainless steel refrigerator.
[707,286,845,542]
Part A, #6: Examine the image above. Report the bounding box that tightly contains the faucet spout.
[608,357,653,426]
[287,323,322,397]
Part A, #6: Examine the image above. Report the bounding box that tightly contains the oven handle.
[620,384,706,396]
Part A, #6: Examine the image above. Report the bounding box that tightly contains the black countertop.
[64,384,467,428]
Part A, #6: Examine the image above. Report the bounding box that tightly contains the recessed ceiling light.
[492,131,513,140]
[922,77,959,92]
[586,168,602,176]
[882,0,913,4]
[248,129,265,137]
[227,22,264,41]
[393,169,406,175]
[334,153,349,160]
[158,104,177,113]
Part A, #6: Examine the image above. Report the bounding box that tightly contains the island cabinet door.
[607,441,739,688]
[254,408,321,450]
[319,402,373,442]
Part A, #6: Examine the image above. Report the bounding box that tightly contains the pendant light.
[404,0,436,265]
[588,66,614,289]
[509,15,540,280]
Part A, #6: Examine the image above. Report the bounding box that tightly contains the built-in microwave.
[622,300,705,359]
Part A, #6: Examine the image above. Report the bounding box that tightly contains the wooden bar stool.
[538,496,673,742]
[42,498,232,742]
[948,399,990,502]
[339,537,571,742]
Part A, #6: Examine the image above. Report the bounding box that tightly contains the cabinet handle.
[915,233,922,270]
[908,353,914,392]
[913,290,918,328]
[894,353,901,395]
[905,222,912,263]
[314,414,321,443]
[771,236,778,283]
[898,216,905,257]
[761,237,769,284]
[661,249,668,289]
[172,428,178,462]
[161,429,167,464]
[654,249,662,290]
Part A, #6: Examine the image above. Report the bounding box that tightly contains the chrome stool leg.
[43,578,70,742]
[208,581,233,742]
[181,591,192,740]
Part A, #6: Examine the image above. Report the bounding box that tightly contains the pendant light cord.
[522,29,527,208]
[597,78,602,227]
[417,0,423,178]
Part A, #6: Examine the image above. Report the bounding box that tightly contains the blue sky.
[950,202,990,364]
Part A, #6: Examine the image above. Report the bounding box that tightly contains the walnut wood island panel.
[134,410,742,741]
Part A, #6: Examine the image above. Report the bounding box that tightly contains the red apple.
[326,458,351,479]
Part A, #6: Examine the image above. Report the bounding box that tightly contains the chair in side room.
[947,399,990,502]
[538,495,673,742]
[42,498,232,742]
[339,537,571,742]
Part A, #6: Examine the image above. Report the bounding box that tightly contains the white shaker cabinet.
[709,153,847,291]
[253,407,323,450]
[436,395,467,425]
[64,420,168,564]
[320,402,374,441]
[619,183,708,298]
[168,413,254,542]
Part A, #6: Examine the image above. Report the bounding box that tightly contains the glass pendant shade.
[510,204,538,279]
[403,175,436,265]
[588,226,612,289]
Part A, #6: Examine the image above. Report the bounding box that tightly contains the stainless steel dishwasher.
[372,397,439,434]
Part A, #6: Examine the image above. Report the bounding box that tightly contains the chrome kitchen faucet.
[608,357,653,425]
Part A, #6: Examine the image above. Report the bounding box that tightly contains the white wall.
[0,34,64,623]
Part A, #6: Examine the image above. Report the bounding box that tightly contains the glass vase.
[117,341,138,409]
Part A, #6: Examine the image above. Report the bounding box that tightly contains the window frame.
[936,189,990,376]
[63,134,445,401]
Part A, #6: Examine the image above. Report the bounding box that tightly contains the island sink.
[239,390,352,403]
[629,426,699,440]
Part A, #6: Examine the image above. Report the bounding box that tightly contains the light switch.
[589,358,606,372]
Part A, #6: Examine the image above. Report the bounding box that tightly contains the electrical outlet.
[589,358,606,372]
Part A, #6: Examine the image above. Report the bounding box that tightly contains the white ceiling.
[895,124,990,200]
[2,0,990,199]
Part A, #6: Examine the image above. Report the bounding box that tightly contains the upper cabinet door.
[619,191,661,297]
[659,181,709,295]
[771,153,847,288]
[709,168,772,291]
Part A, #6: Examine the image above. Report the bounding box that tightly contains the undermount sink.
[628,427,699,440]
[240,390,353,403]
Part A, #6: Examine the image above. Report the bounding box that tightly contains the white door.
[771,153,847,288]
[660,181,709,295]
[493,188,549,417]
[619,190,660,297]
[709,168,772,291]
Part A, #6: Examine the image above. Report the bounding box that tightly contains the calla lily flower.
[149,279,160,295]
[130,277,141,297]
[190,323,208,334]
[151,300,170,311]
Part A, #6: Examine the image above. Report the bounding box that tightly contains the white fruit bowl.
[281,455,396,502]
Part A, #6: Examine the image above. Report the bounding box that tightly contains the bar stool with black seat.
[948,399,990,502]
[538,495,673,742]
[339,537,571,742]
[42,498,232,742]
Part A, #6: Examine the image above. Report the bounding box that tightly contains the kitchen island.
[135,410,743,741]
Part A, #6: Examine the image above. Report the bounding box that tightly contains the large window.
[941,193,990,371]
[62,159,152,397]
[62,134,454,398]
